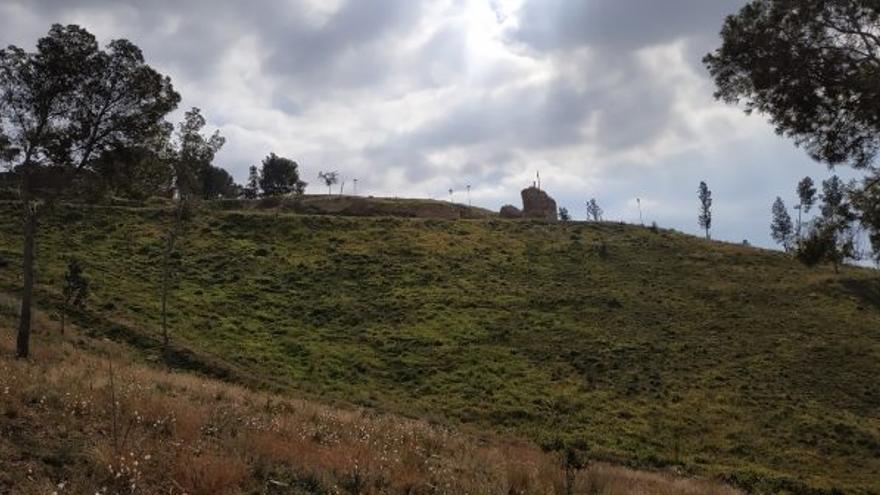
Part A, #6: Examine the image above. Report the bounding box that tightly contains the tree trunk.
[60,304,66,335]
[161,233,172,348]
[17,202,36,359]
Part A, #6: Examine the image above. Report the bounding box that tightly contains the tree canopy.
[0,24,180,184]
[172,107,226,199]
[705,1,880,170]
[259,153,305,196]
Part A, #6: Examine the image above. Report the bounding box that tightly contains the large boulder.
[521,187,558,221]
[499,204,522,219]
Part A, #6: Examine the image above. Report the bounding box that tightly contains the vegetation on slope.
[0,299,741,494]
[0,202,878,493]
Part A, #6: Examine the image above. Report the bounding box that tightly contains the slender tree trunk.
[160,232,173,348]
[160,201,186,349]
[60,303,66,335]
[17,200,36,359]
[797,203,803,243]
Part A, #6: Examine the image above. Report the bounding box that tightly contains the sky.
[0,0,861,249]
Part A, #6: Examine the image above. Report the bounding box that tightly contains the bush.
[597,241,610,259]
[257,196,283,209]
[214,199,246,211]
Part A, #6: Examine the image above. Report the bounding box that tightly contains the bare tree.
[318,171,339,196]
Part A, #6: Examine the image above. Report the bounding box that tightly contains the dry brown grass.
[0,314,742,494]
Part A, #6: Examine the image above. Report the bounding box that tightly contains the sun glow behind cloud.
[0,0,851,249]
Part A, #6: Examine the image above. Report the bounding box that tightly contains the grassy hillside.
[0,202,878,493]
[0,306,742,494]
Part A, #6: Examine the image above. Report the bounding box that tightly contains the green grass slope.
[0,202,878,493]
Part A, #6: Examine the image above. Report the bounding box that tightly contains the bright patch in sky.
[0,0,856,250]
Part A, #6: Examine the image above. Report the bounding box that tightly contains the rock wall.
[520,187,558,221]
[499,205,522,219]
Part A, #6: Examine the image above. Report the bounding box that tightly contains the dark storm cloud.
[6,0,425,88]
[376,78,592,153]
[262,0,427,90]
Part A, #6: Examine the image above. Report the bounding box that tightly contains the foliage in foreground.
[0,305,741,495]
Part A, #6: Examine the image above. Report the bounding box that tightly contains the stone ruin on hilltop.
[499,186,558,221]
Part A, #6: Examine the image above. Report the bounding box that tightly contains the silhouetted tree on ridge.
[796,176,817,242]
[244,165,260,199]
[770,196,794,251]
[260,153,305,196]
[586,198,602,222]
[559,207,571,221]
[319,171,339,196]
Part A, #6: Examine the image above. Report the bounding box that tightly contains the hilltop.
[209,194,496,220]
[0,201,878,493]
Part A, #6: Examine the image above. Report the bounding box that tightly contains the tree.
[705,1,880,260]
[799,175,859,271]
[60,258,88,335]
[200,165,238,199]
[705,1,880,170]
[795,176,817,240]
[91,142,175,200]
[159,200,190,348]
[558,207,571,221]
[797,221,857,271]
[797,177,817,214]
[820,175,851,221]
[319,170,339,196]
[698,181,712,239]
[243,165,260,199]
[0,130,17,163]
[154,110,230,346]
[172,107,226,200]
[585,198,602,222]
[0,24,179,358]
[851,177,880,264]
[770,196,794,251]
[259,153,305,196]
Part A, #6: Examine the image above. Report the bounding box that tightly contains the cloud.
[0,0,853,250]
[508,0,742,53]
